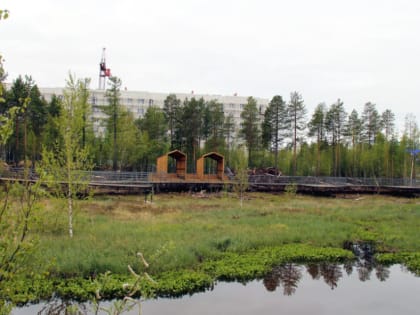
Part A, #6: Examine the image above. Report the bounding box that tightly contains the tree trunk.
[82,115,86,149]
[274,145,278,169]
[23,114,27,166]
[15,117,19,164]
[293,114,297,175]
[67,186,73,238]
[67,160,73,238]
[248,145,252,168]
[316,135,320,176]
[410,155,415,186]
[113,109,117,171]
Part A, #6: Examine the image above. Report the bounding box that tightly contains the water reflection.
[12,242,411,315]
[35,300,88,315]
[375,264,390,281]
[15,263,418,315]
[263,260,390,294]
[264,263,343,293]
[263,263,302,295]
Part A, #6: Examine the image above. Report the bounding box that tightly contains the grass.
[31,192,420,277]
[2,192,419,303]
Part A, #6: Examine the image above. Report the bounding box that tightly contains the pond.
[14,263,420,315]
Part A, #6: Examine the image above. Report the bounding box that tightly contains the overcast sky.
[2,0,420,130]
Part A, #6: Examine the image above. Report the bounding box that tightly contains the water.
[14,264,420,315]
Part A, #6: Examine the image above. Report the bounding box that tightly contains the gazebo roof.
[166,149,187,159]
[201,152,224,161]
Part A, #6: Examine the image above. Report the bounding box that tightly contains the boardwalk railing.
[0,168,150,185]
[1,168,419,188]
[88,171,150,184]
[248,175,419,187]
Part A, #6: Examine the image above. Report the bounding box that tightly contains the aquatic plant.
[376,252,420,276]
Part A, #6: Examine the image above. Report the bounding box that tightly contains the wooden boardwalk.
[1,169,420,196]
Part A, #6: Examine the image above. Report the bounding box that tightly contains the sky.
[1,0,420,131]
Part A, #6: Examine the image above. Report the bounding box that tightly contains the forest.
[1,72,419,179]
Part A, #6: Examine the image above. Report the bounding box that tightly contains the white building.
[38,87,269,136]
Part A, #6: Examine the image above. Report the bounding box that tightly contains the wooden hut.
[155,150,187,180]
[196,152,224,180]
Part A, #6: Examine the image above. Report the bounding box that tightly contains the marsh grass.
[33,193,420,277]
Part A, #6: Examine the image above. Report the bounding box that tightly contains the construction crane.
[98,48,111,90]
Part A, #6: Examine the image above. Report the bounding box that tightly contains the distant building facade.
[37,87,269,137]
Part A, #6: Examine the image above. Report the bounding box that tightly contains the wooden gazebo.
[196,152,225,180]
[155,150,187,179]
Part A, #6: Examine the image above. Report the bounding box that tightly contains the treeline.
[0,74,419,178]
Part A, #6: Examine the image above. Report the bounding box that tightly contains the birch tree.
[404,113,419,183]
[41,74,93,238]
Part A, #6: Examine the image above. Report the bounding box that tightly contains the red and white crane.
[98,47,111,90]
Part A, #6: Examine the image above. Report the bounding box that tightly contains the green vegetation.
[34,193,420,274]
[1,6,419,315]
[2,67,420,176]
[376,252,420,275]
[3,245,352,304]
[1,12,420,308]
[1,193,419,304]
[41,74,94,238]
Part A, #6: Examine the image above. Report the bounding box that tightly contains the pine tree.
[177,97,205,172]
[381,109,395,141]
[240,96,260,167]
[361,102,381,146]
[262,95,286,167]
[325,99,346,176]
[163,94,181,150]
[308,103,326,176]
[345,109,361,176]
[104,76,122,170]
[286,92,306,175]
[223,113,236,166]
[4,76,48,164]
[203,100,225,152]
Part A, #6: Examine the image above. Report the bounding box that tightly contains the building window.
[91,96,97,105]
[137,98,145,105]
[240,104,244,109]
[149,99,154,106]
[127,98,133,104]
